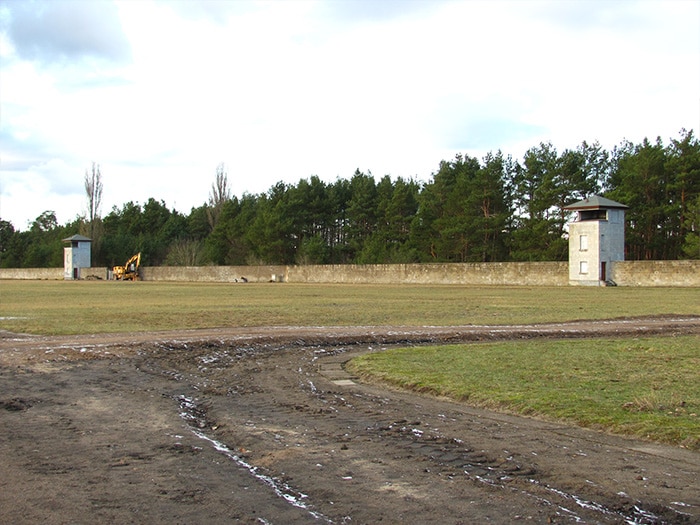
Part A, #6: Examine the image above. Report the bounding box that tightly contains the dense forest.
[1,130,698,269]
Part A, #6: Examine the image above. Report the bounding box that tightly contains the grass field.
[1,280,698,448]
[347,336,700,449]
[0,280,698,335]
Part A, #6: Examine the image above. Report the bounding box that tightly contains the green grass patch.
[0,280,698,335]
[347,336,700,449]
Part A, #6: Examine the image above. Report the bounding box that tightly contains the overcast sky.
[1,0,698,231]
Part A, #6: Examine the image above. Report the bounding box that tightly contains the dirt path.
[1,317,699,524]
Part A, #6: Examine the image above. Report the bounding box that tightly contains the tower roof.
[62,234,92,243]
[563,195,628,211]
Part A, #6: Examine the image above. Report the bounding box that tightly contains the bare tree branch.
[84,162,103,239]
[207,163,230,229]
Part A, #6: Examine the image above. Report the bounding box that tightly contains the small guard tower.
[63,234,92,280]
[564,196,628,286]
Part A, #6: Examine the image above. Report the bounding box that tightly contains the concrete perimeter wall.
[0,267,64,280]
[611,260,700,287]
[0,267,109,280]
[287,262,568,286]
[142,265,287,283]
[1,260,697,286]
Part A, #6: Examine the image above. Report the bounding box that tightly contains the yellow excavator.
[113,252,141,281]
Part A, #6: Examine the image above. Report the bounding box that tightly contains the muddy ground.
[1,316,699,524]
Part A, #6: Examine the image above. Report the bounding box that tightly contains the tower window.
[580,209,608,221]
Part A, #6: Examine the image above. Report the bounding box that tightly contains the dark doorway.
[600,261,607,281]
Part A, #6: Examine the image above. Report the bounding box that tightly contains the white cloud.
[0,0,698,230]
[5,0,130,63]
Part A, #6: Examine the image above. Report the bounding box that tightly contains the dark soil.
[1,316,699,524]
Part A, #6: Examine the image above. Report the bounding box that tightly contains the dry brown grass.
[0,280,698,335]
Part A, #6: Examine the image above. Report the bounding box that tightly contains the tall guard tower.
[63,234,92,280]
[564,196,628,286]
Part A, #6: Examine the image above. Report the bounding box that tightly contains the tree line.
[1,130,698,269]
